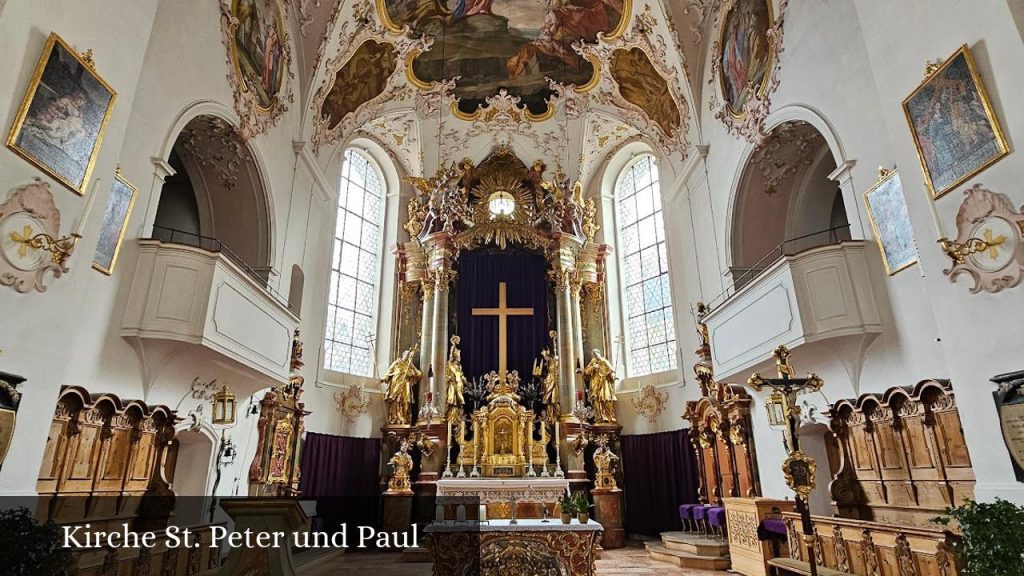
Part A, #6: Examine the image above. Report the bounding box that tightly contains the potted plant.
[574,493,591,524]
[0,507,70,575]
[558,493,575,524]
[933,498,1024,576]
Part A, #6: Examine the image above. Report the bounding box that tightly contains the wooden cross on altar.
[472,282,534,378]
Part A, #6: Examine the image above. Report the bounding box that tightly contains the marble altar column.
[431,277,449,417]
[569,275,586,373]
[418,279,435,412]
[554,273,577,417]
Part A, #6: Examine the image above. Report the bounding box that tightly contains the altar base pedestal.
[217,498,308,576]
[382,493,414,533]
[592,488,625,548]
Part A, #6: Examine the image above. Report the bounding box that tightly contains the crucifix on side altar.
[472,282,534,378]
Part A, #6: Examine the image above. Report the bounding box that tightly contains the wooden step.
[645,542,731,570]
[659,531,730,556]
[768,558,848,576]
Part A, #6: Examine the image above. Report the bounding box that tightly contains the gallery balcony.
[121,237,298,387]
[702,239,881,382]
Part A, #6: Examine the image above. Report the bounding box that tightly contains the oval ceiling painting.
[382,0,631,117]
[231,0,287,110]
[719,0,772,117]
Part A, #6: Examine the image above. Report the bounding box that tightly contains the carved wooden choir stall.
[35,385,223,576]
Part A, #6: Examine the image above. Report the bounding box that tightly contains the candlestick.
[443,421,453,478]
[74,177,102,237]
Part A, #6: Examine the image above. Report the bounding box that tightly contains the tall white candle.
[74,178,101,237]
[927,190,945,239]
[554,421,559,444]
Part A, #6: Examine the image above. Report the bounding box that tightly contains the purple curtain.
[299,432,381,531]
[620,428,699,536]
[456,249,549,382]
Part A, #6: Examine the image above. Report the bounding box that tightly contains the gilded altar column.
[552,271,576,417]
[427,233,456,421]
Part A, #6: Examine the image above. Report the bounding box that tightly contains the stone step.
[645,542,731,571]
[659,531,731,556]
[402,545,433,563]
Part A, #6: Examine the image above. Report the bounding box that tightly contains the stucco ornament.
[219,0,295,140]
[631,383,669,423]
[942,184,1024,294]
[710,0,790,144]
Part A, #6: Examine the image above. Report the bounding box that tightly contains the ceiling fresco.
[378,0,630,116]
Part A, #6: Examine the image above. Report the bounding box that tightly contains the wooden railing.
[771,513,959,576]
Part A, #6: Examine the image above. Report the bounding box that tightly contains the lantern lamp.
[212,384,237,426]
[765,389,788,428]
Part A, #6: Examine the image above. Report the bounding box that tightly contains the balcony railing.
[148,224,292,311]
[709,224,852,309]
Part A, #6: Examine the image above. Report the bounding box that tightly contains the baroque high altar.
[377,149,626,542]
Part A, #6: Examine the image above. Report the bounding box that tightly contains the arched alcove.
[289,264,304,316]
[170,426,215,526]
[729,121,852,288]
[153,114,273,284]
[798,421,836,515]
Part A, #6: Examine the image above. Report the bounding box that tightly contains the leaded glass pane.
[624,253,641,287]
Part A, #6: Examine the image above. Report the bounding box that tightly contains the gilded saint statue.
[381,348,421,426]
[592,434,620,490]
[584,349,618,423]
[539,346,559,421]
[386,439,414,494]
[445,335,467,422]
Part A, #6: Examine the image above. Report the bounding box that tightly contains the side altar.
[376,149,627,545]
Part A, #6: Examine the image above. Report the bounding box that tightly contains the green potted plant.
[574,493,591,524]
[933,498,1024,576]
[0,507,71,575]
[558,493,575,524]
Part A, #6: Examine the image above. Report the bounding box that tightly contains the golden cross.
[982,228,1007,260]
[472,282,534,378]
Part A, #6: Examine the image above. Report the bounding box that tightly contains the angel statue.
[386,438,414,494]
[445,335,467,422]
[584,349,618,423]
[381,347,422,426]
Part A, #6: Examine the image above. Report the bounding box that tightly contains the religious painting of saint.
[7,33,117,195]
[863,169,919,275]
[230,0,286,110]
[903,45,1008,199]
[321,40,398,129]
[381,0,629,116]
[92,168,138,275]
[718,0,771,117]
[610,47,681,137]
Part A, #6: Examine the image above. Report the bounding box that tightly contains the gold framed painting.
[92,167,137,275]
[863,168,919,275]
[6,33,117,196]
[903,44,1009,199]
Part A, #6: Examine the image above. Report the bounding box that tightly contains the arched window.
[615,154,677,377]
[324,149,385,376]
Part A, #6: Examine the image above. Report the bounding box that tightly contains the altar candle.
[435,504,445,522]
[479,505,487,522]
[928,190,945,239]
[427,391,433,404]
[554,421,559,443]
[577,390,584,402]
[456,505,466,521]
[74,178,101,237]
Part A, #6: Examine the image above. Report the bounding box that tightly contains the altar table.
[425,519,603,576]
[435,478,570,504]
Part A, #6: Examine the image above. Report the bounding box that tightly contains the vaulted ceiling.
[278,0,722,182]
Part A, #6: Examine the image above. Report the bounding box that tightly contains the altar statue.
[445,335,467,422]
[381,348,421,426]
[386,439,414,494]
[592,434,620,490]
[584,349,618,423]
[539,347,560,421]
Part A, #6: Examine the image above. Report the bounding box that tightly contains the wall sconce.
[211,384,237,426]
[17,232,81,268]
[938,236,1005,265]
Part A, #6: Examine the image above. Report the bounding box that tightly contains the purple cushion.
[707,507,726,527]
[678,504,699,520]
[692,506,708,521]
[760,518,787,536]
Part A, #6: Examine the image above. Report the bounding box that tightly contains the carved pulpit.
[248,378,310,497]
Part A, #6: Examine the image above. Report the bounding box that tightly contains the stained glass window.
[616,154,677,377]
[324,149,384,376]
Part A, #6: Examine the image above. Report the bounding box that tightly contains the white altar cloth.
[435,478,570,504]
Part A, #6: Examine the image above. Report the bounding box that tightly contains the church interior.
[1,0,1024,574]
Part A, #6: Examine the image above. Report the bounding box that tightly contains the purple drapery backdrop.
[620,428,699,536]
[299,432,381,531]
[456,249,549,383]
